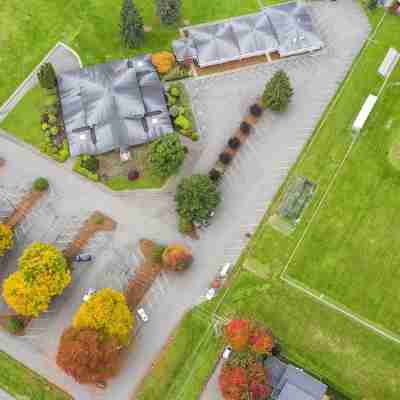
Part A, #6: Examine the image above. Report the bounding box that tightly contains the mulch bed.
[4,189,46,229]
[62,211,116,260]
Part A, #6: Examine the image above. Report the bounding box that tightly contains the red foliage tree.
[249,326,274,355]
[224,319,251,351]
[219,364,248,400]
[56,327,122,384]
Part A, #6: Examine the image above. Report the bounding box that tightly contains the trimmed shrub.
[156,0,181,25]
[174,115,191,132]
[178,216,193,234]
[240,121,252,135]
[151,51,176,74]
[0,224,14,257]
[151,244,166,263]
[80,155,99,173]
[168,85,181,97]
[219,152,232,165]
[37,63,57,90]
[175,174,220,225]
[162,244,193,271]
[33,177,49,192]
[73,156,100,182]
[228,137,241,150]
[149,133,186,178]
[191,132,200,141]
[209,168,221,183]
[249,104,263,118]
[73,288,134,345]
[262,70,294,112]
[128,169,140,181]
[368,0,378,10]
[4,317,24,335]
[120,0,144,48]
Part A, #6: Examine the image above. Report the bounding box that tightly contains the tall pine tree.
[120,0,144,48]
[156,0,181,25]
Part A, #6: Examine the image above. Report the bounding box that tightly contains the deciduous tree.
[57,327,122,384]
[73,288,133,345]
[224,319,251,352]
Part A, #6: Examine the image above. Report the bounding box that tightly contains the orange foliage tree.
[151,51,176,74]
[218,364,248,400]
[249,325,274,355]
[224,319,251,351]
[56,327,122,384]
[162,244,193,271]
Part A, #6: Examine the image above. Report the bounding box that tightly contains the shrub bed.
[73,155,100,182]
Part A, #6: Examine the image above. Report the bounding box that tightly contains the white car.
[205,288,216,300]
[83,288,96,302]
[219,262,232,278]
[137,307,149,322]
[222,346,232,360]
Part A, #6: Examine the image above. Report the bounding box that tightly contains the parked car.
[205,288,216,300]
[75,253,93,262]
[219,262,232,278]
[83,288,96,302]
[222,346,232,360]
[137,307,149,322]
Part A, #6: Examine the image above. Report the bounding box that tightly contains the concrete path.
[0,2,370,400]
[0,43,81,123]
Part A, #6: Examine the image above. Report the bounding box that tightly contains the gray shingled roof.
[176,1,323,67]
[58,54,172,157]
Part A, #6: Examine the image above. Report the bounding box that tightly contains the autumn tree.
[2,242,71,316]
[224,319,251,352]
[219,364,248,400]
[162,244,193,271]
[151,52,176,75]
[57,327,122,384]
[0,223,13,257]
[249,325,274,355]
[73,288,133,345]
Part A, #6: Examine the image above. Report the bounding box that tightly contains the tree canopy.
[149,133,185,178]
[175,174,220,225]
[156,0,181,25]
[262,70,294,112]
[2,242,70,316]
[73,288,133,345]
[120,0,144,48]
[0,223,13,257]
[57,327,122,384]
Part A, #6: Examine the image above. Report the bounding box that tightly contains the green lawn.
[105,173,166,191]
[1,85,44,148]
[0,351,72,400]
[137,6,400,400]
[136,308,223,400]
[0,0,260,106]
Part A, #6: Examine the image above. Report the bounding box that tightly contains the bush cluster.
[219,152,232,165]
[0,223,14,257]
[149,133,186,178]
[37,63,57,90]
[73,155,100,182]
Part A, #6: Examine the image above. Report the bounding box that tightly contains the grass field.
[139,6,400,400]
[0,350,72,400]
[0,0,260,106]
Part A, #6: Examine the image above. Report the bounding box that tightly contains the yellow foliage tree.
[162,244,193,271]
[0,223,13,257]
[2,242,71,317]
[73,288,133,345]
[151,51,176,74]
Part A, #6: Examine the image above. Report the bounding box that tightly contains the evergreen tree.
[120,0,144,48]
[156,0,181,25]
[37,63,57,89]
[262,70,294,112]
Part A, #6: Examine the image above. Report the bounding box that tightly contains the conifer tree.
[120,0,144,48]
[262,70,294,112]
[156,0,181,25]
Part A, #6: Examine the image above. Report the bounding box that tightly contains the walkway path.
[0,2,370,400]
[0,43,81,123]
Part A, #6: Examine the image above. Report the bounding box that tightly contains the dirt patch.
[62,211,116,260]
[4,189,46,229]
